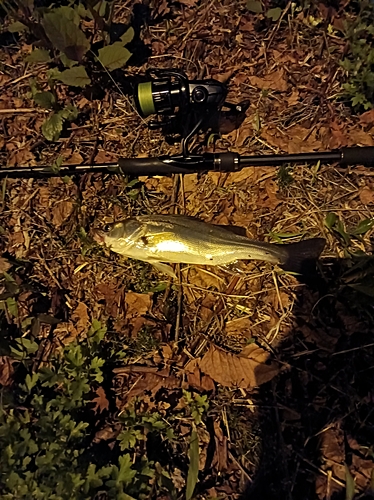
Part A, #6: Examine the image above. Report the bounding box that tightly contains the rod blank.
[0,146,373,178]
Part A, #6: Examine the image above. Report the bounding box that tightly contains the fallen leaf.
[249,69,288,92]
[349,127,374,146]
[64,151,83,164]
[52,200,74,227]
[212,420,228,472]
[125,292,153,318]
[93,425,118,443]
[144,176,174,195]
[199,344,281,388]
[287,89,300,105]
[225,317,253,336]
[94,150,118,163]
[185,361,215,392]
[91,386,109,413]
[183,173,199,194]
[0,356,15,386]
[359,187,374,205]
[359,108,374,126]
[264,179,281,208]
[71,302,89,335]
[118,371,180,404]
[0,257,12,274]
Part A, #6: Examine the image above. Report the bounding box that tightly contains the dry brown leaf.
[182,267,224,293]
[72,302,89,335]
[52,201,74,227]
[212,420,228,472]
[287,89,300,106]
[0,356,15,386]
[120,371,180,404]
[0,257,12,274]
[185,361,215,392]
[183,173,199,194]
[93,425,117,443]
[91,386,110,413]
[359,108,374,126]
[359,187,374,205]
[199,344,280,388]
[94,150,118,163]
[249,70,288,92]
[125,292,153,318]
[65,152,83,165]
[349,127,374,146]
[263,179,281,208]
[144,176,174,195]
[225,317,253,336]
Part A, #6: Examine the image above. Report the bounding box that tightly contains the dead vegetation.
[1,0,374,499]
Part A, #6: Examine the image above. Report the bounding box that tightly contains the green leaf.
[42,113,64,141]
[55,6,81,26]
[24,372,39,392]
[117,454,137,485]
[42,12,90,61]
[8,22,28,33]
[148,282,168,293]
[60,105,79,121]
[93,0,109,18]
[98,42,132,70]
[266,7,282,21]
[120,27,135,45]
[75,3,93,20]
[34,91,55,109]
[186,429,199,500]
[118,428,143,450]
[345,464,355,500]
[324,212,337,229]
[57,66,91,87]
[350,218,374,235]
[6,297,18,318]
[84,464,103,493]
[246,0,263,13]
[60,53,78,68]
[336,219,351,245]
[25,49,51,64]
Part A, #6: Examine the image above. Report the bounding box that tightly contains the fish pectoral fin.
[150,261,177,278]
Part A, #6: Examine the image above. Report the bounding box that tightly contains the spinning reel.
[132,69,246,155]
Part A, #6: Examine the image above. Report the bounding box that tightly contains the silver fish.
[94,214,325,277]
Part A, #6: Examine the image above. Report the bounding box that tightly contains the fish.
[93,214,326,277]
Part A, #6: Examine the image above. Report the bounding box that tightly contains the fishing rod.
[1,147,373,178]
[1,69,374,178]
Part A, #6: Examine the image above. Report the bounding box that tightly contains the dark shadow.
[239,254,374,499]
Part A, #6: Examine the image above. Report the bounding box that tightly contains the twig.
[0,108,48,114]
[113,366,169,376]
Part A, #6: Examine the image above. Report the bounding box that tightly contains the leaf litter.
[1,0,374,498]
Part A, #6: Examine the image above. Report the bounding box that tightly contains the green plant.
[0,301,210,499]
[340,1,374,110]
[0,320,157,499]
[6,1,135,141]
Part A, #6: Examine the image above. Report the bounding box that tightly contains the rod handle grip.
[341,147,374,167]
[118,157,196,175]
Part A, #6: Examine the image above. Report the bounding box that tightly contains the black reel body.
[133,69,244,154]
[134,69,228,119]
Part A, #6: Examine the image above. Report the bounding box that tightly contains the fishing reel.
[132,69,246,155]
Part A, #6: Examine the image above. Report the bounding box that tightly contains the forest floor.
[1,1,374,499]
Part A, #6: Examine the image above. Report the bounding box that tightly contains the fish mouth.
[91,229,106,245]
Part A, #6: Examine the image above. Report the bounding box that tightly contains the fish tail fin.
[279,238,326,275]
